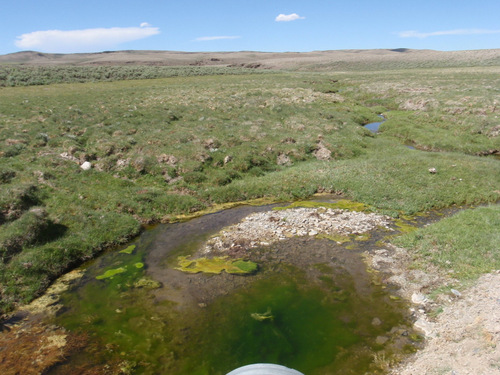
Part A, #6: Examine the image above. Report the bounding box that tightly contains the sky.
[1,0,499,55]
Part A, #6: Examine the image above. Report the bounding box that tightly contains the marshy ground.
[1,49,499,374]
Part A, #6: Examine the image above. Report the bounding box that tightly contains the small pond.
[48,199,423,375]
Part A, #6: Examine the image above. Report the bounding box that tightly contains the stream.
[364,114,415,150]
[364,115,386,133]
[24,197,447,375]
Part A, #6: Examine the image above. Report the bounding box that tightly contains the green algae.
[95,267,127,280]
[355,233,372,241]
[250,307,274,322]
[313,263,334,274]
[134,262,144,269]
[55,253,420,375]
[394,219,418,234]
[317,233,351,244]
[175,256,258,275]
[133,277,161,289]
[273,199,371,212]
[119,245,136,254]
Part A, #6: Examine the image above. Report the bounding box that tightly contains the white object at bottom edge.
[226,363,304,375]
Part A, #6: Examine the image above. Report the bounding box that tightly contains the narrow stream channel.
[364,115,386,133]
[364,114,416,150]
[47,198,431,375]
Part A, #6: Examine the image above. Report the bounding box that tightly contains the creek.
[364,115,386,133]
[46,198,430,375]
[364,114,416,150]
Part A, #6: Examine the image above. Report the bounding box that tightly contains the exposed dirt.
[392,272,500,375]
[366,245,500,375]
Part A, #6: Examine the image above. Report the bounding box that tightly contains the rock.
[224,155,233,164]
[372,317,382,326]
[376,336,389,345]
[80,161,92,170]
[116,158,130,168]
[411,293,429,305]
[60,152,79,162]
[414,317,436,338]
[428,167,437,174]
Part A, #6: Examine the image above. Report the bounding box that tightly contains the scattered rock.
[203,207,392,254]
[116,158,130,168]
[394,272,500,375]
[60,152,79,162]
[80,161,92,170]
[414,317,436,338]
[411,293,429,305]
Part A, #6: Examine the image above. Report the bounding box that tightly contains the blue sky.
[1,0,499,55]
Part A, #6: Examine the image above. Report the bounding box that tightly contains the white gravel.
[203,207,393,254]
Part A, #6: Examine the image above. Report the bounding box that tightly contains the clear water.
[50,204,420,375]
[365,115,386,133]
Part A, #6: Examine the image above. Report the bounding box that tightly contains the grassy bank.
[394,204,500,281]
[1,67,499,316]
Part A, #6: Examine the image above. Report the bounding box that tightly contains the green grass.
[394,204,500,281]
[1,66,499,316]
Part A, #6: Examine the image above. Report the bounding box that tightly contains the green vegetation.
[119,244,136,254]
[273,199,371,212]
[175,256,258,275]
[1,63,499,316]
[95,267,127,280]
[250,307,274,321]
[0,65,268,87]
[56,260,417,374]
[394,204,500,281]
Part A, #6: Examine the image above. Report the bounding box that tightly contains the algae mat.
[48,203,421,374]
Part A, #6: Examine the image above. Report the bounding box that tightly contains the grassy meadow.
[0,63,499,315]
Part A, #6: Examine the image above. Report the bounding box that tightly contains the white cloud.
[398,28,500,38]
[195,36,241,42]
[15,24,160,53]
[275,13,305,22]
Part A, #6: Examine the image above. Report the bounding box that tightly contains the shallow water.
[50,201,422,375]
[364,115,386,133]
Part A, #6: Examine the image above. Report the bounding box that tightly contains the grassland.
[0,58,499,316]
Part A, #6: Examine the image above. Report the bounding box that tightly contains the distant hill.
[1,49,499,71]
